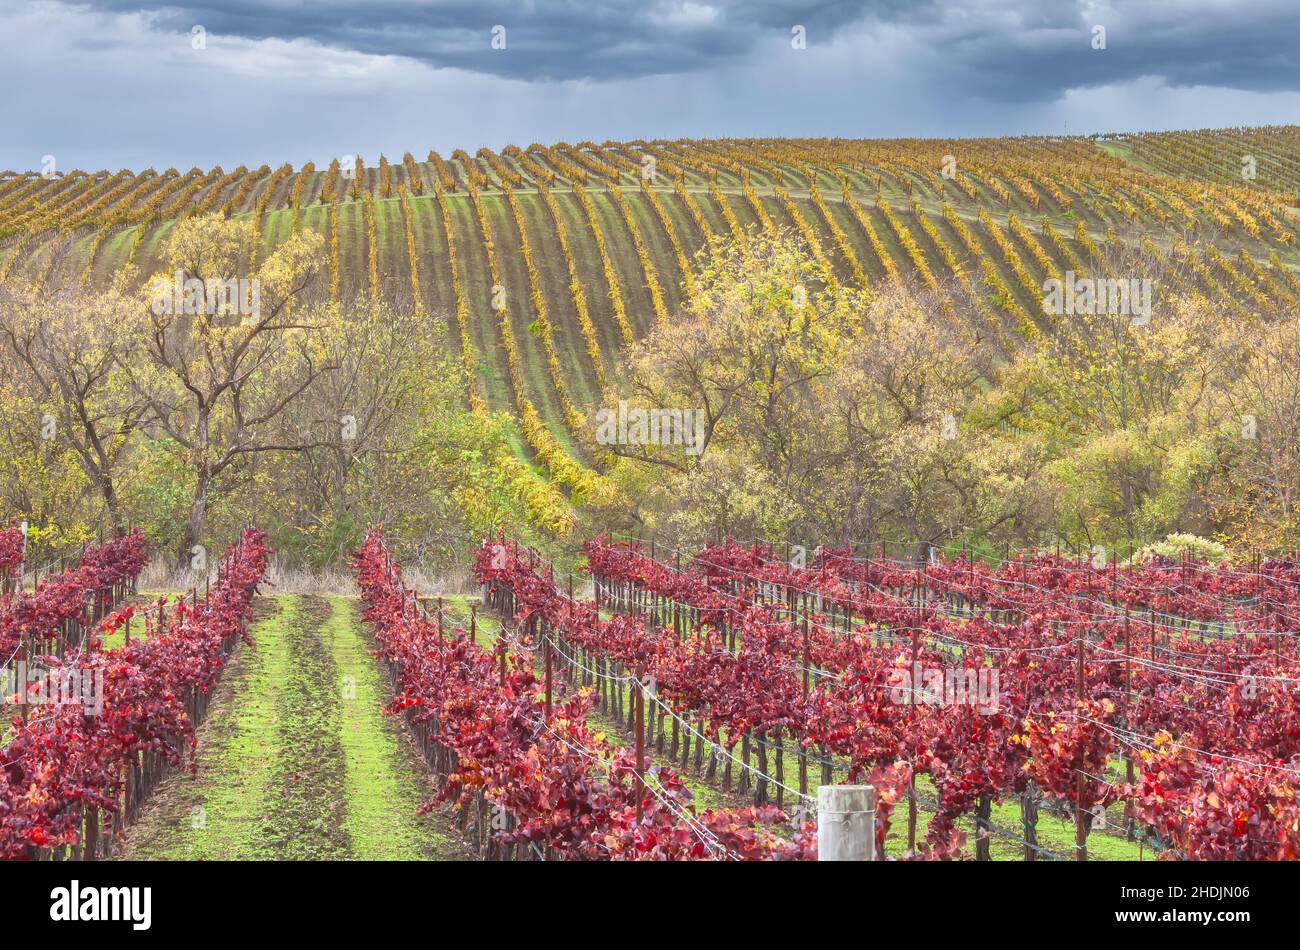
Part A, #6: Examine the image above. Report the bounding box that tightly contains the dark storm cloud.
[76,0,916,81]
[62,0,1300,95]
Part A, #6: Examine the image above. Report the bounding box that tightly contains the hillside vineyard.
[2,133,1298,535]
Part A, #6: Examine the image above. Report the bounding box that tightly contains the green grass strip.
[324,595,457,860]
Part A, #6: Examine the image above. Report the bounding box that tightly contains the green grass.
[324,595,457,859]
[122,594,459,860]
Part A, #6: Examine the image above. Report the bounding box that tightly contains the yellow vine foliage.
[538,183,607,389]
[362,188,380,305]
[193,165,246,217]
[673,176,715,247]
[1007,212,1061,284]
[319,160,341,204]
[501,181,585,432]
[1040,217,1088,277]
[774,185,837,288]
[978,208,1040,304]
[478,147,524,188]
[469,175,608,508]
[328,201,340,303]
[453,149,489,189]
[519,401,616,507]
[289,161,315,232]
[843,190,899,281]
[432,180,482,410]
[639,177,696,299]
[466,174,527,407]
[402,153,423,196]
[1073,220,1103,262]
[350,156,365,200]
[573,182,635,344]
[706,180,750,259]
[503,145,554,187]
[427,151,456,191]
[607,184,669,325]
[740,177,775,231]
[223,164,269,215]
[397,183,425,314]
[879,198,938,293]
[809,184,869,289]
[79,225,109,285]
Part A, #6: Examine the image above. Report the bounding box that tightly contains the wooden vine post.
[634,678,645,825]
[544,638,553,720]
[1124,611,1135,839]
[1075,634,1087,862]
[800,614,810,797]
[817,785,875,860]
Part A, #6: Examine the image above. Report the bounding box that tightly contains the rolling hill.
[3,132,1298,531]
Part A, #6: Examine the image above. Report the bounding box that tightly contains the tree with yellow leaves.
[0,274,149,529]
[120,214,328,564]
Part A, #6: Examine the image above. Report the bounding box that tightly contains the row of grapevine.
[606,185,669,326]
[402,152,424,196]
[465,173,565,481]
[942,203,1036,336]
[352,531,804,858]
[363,189,380,304]
[0,529,268,859]
[502,145,555,187]
[500,182,585,431]
[397,183,424,314]
[538,183,608,389]
[808,185,870,289]
[478,147,523,188]
[638,178,696,299]
[773,185,837,287]
[222,164,269,215]
[706,180,750,258]
[573,183,635,344]
[432,182,481,408]
[247,163,293,270]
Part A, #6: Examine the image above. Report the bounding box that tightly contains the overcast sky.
[3,0,1299,172]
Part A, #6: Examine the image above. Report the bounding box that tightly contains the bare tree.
[119,214,334,565]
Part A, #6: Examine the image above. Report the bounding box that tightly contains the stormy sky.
[2,0,1298,172]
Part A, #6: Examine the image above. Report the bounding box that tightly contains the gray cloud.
[71,0,908,81]
[912,0,1300,102]
[1,1,1298,172]
[63,0,1300,93]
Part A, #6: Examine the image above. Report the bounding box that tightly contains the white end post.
[817,785,876,861]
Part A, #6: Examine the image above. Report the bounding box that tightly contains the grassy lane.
[260,595,352,858]
[121,594,461,860]
[323,595,460,860]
